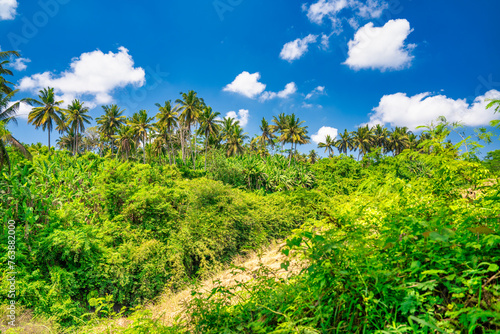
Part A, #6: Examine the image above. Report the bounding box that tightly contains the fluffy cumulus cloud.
[225,109,250,127]
[0,0,17,20]
[18,47,145,106]
[280,34,318,62]
[223,71,266,99]
[311,126,338,144]
[224,72,297,102]
[343,19,415,71]
[9,57,30,71]
[305,86,325,99]
[369,90,500,130]
[260,82,297,101]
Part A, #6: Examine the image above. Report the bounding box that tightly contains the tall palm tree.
[155,100,179,165]
[176,90,204,165]
[26,87,66,152]
[318,134,336,157]
[336,129,354,155]
[66,99,92,155]
[257,117,276,149]
[96,104,126,153]
[198,106,221,170]
[128,109,154,164]
[221,117,239,140]
[226,123,248,157]
[0,51,20,94]
[351,125,374,159]
[280,114,309,166]
[271,113,288,153]
[373,124,389,153]
[113,125,135,161]
[387,127,411,156]
[0,91,32,172]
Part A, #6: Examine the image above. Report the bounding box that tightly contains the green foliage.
[181,150,500,333]
[483,150,500,173]
[208,151,315,192]
[0,150,306,329]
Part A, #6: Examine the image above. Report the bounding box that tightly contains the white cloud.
[18,47,145,106]
[356,0,388,19]
[260,82,297,101]
[303,0,386,29]
[9,57,30,71]
[305,86,325,99]
[8,100,31,119]
[348,17,359,29]
[320,33,333,50]
[280,34,318,62]
[0,0,17,20]
[343,19,415,71]
[311,126,338,144]
[225,109,249,127]
[304,0,348,25]
[223,71,266,99]
[369,90,500,130]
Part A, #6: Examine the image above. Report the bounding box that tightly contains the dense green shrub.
[182,151,500,333]
[0,151,307,328]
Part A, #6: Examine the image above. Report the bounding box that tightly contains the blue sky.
[1,0,500,156]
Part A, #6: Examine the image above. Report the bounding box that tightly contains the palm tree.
[113,125,135,161]
[26,87,66,152]
[336,129,354,155]
[176,90,204,165]
[373,124,389,153]
[96,104,126,153]
[280,114,309,166]
[198,106,221,170]
[0,90,22,124]
[226,123,248,157]
[0,51,20,94]
[257,117,276,149]
[387,127,411,156]
[0,92,32,172]
[66,99,92,155]
[308,150,319,164]
[486,99,500,114]
[128,109,154,164]
[351,125,374,159]
[318,135,336,157]
[221,117,239,141]
[56,130,78,152]
[271,113,288,153]
[155,100,179,165]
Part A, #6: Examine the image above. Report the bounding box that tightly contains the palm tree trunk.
[204,134,208,171]
[180,127,186,163]
[169,137,175,165]
[288,142,293,167]
[75,128,79,156]
[48,129,51,153]
[193,131,197,171]
[165,135,172,165]
[143,133,147,164]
